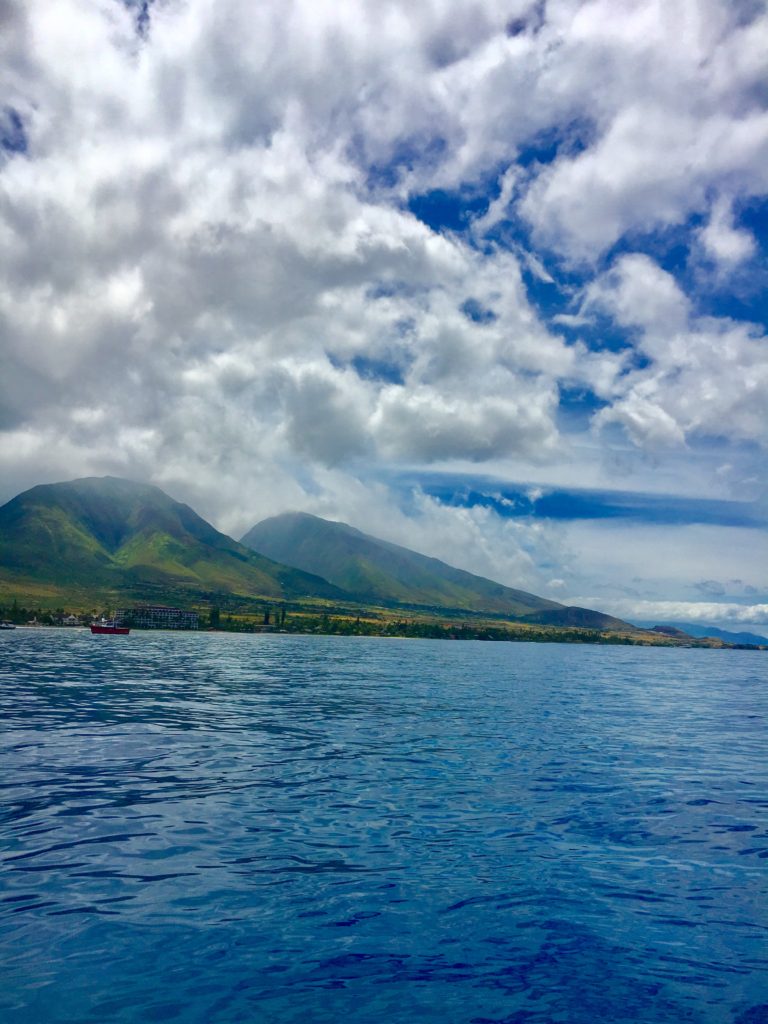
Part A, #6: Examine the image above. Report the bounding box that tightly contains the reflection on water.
[1,629,766,1023]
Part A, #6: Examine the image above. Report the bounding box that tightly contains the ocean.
[1,629,766,1023]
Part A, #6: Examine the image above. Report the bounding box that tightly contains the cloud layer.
[0,0,766,614]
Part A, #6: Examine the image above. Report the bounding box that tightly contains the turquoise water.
[1,629,766,1023]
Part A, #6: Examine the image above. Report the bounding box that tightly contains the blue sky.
[0,0,766,628]
[408,476,766,530]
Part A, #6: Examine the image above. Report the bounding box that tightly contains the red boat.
[90,621,130,635]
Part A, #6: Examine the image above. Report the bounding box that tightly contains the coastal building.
[114,605,199,630]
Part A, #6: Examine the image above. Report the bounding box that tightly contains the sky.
[1,0,767,630]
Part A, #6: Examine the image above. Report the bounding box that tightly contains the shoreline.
[5,621,764,650]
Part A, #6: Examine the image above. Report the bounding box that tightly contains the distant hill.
[649,622,768,646]
[241,511,630,628]
[520,606,635,631]
[0,477,347,606]
[649,625,693,639]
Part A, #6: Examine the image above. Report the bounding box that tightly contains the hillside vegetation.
[0,477,346,606]
[0,477,635,634]
[241,511,627,629]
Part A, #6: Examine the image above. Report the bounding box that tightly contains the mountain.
[0,478,638,632]
[649,625,693,639]
[649,623,768,646]
[519,606,635,631]
[0,477,346,606]
[241,511,626,627]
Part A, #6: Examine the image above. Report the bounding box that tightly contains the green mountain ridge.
[241,511,629,628]
[0,477,347,606]
[0,477,636,632]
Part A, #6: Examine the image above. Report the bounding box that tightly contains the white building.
[115,605,199,630]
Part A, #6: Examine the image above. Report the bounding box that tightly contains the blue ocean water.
[1,629,766,1024]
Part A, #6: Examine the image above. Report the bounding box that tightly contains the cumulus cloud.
[585,255,768,448]
[697,196,757,270]
[515,4,768,261]
[0,0,765,610]
[375,379,560,462]
[593,599,768,629]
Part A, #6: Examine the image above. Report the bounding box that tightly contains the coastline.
[5,619,764,650]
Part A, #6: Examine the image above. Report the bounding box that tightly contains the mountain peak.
[242,511,573,619]
[0,477,347,606]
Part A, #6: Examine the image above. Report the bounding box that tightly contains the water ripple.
[1,629,766,1023]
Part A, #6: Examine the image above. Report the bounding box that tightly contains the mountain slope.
[518,606,633,631]
[242,511,598,621]
[0,477,346,605]
[649,623,768,646]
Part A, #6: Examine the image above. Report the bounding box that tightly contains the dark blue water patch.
[0,629,766,1023]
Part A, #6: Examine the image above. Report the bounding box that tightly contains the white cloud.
[584,254,689,332]
[559,521,768,607]
[589,599,768,630]
[697,195,757,269]
[375,380,560,462]
[551,313,593,328]
[521,105,768,262]
[0,0,766,611]
[515,2,768,261]
[585,254,768,448]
